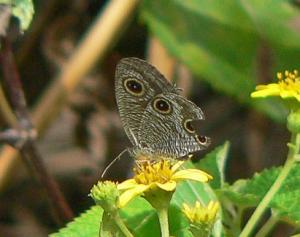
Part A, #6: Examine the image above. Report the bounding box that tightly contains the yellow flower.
[182,201,219,224]
[182,201,220,237]
[117,160,212,208]
[251,70,300,102]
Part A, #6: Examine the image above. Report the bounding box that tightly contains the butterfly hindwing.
[137,93,210,157]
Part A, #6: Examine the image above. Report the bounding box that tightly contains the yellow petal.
[182,203,189,211]
[118,184,149,208]
[251,70,300,104]
[280,91,294,98]
[210,202,220,214]
[117,179,138,190]
[195,201,201,208]
[207,201,214,209]
[251,88,280,98]
[295,94,300,102]
[156,181,177,191]
[171,161,184,172]
[173,169,212,182]
[256,83,278,90]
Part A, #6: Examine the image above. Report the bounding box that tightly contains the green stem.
[240,133,300,237]
[157,207,170,237]
[255,215,278,237]
[114,214,134,237]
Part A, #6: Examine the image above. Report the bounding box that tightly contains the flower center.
[277,70,300,94]
[134,161,174,185]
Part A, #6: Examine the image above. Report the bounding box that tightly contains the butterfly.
[115,57,210,160]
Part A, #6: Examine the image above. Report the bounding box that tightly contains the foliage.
[49,206,102,237]
[140,0,300,122]
[219,164,300,224]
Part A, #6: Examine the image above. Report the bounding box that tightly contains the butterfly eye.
[183,119,195,133]
[196,135,208,144]
[123,78,144,96]
[152,98,172,114]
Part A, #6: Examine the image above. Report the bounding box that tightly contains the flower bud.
[90,181,119,213]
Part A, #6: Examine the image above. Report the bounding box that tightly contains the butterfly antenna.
[129,128,139,147]
[101,149,129,178]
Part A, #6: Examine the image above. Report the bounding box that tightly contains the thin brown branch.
[0,38,31,128]
[0,37,73,224]
[20,142,74,224]
[0,84,17,126]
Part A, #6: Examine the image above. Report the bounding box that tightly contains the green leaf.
[219,163,300,224]
[239,1,300,48]
[176,143,231,237]
[272,190,300,225]
[194,142,230,189]
[50,205,102,237]
[120,197,160,237]
[12,0,34,30]
[0,0,34,31]
[141,0,256,100]
[140,0,300,122]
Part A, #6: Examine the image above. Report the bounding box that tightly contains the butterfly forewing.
[115,57,177,146]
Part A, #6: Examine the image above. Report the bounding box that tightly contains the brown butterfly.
[115,57,210,159]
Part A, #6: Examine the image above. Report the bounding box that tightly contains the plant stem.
[240,133,300,237]
[255,215,278,237]
[157,207,170,237]
[114,214,134,237]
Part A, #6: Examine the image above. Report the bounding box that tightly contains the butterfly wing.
[115,57,177,146]
[137,92,210,158]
